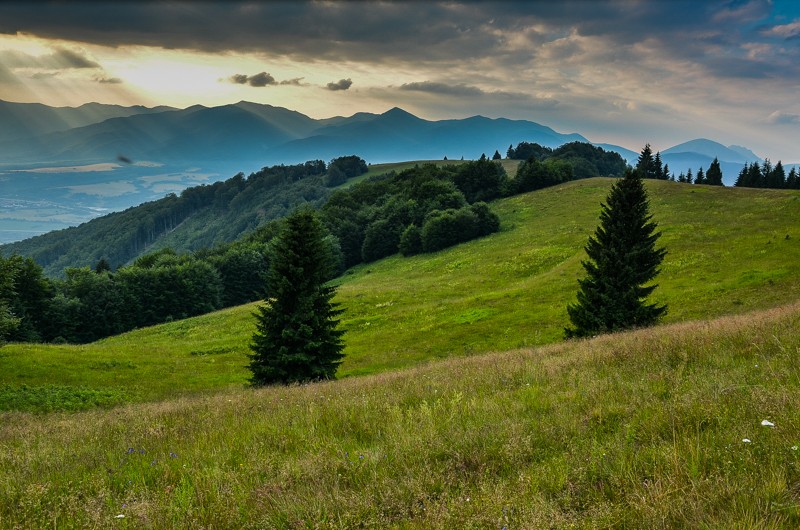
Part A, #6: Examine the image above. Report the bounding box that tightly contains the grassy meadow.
[2,179,800,411]
[2,303,800,527]
[2,177,800,527]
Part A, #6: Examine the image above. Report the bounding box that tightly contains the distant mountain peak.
[380,107,422,120]
[727,144,762,162]
[662,138,756,164]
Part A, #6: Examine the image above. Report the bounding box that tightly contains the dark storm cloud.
[95,76,123,84]
[51,47,100,68]
[326,78,352,91]
[0,1,795,79]
[399,81,485,97]
[228,72,307,87]
[30,71,59,79]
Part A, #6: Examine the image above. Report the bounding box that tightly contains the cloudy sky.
[1,1,799,160]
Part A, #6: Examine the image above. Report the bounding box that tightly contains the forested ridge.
[1,142,629,344]
[0,160,338,277]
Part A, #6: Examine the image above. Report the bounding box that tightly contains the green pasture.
[2,179,799,409]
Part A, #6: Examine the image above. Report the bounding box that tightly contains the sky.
[1,0,799,161]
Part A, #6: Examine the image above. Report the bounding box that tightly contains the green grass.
[2,304,800,527]
[2,179,800,409]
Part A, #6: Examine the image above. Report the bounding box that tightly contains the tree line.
[735,160,800,189]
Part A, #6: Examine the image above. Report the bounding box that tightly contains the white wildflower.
[761,420,775,427]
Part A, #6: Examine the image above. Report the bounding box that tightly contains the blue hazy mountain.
[0,102,590,166]
[662,139,760,164]
[267,107,588,163]
[0,99,175,143]
[0,99,782,242]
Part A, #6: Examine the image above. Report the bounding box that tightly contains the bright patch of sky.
[0,1,799,161]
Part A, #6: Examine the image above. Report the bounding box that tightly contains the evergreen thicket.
[735,160,799,189]
[566,169,667,338]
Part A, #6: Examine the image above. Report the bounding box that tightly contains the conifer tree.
[735,164,748,187]
[706,157,723,186]
[663,163,672,181]
[787,167,799,189]
[566,169,666,338]
[686,168,693,184]
[766,160,786,188]
[636,144,656,179]
[695,167,706,185]
[249,208,344,385]
[653,151,664,180]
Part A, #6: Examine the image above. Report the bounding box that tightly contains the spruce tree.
[249,208,345,385]
[565,169,666,338]
[706,157,723,186]
[695,167,706,185]
[636,144,656,179]
[787,167,799,189]
[653,151,664,180]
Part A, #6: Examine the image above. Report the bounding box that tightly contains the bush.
[362,219,403,262]
[399,225,423,256]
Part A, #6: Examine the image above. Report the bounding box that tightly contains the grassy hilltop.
[2,178,800,410]
[2,177,800,527]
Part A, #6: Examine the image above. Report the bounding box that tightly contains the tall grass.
[2,303,799,528]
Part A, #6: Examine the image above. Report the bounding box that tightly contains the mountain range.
[0,98,789,244]
[0,100,591,166]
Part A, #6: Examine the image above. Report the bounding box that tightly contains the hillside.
[2,302,799,527]
[0,160,338,276]
[3,179,799,401]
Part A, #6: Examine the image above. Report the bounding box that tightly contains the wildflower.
[115,514,125,519]
[169,452,178,459]
[742,438,752,443]
[761,420,775,427]
[126,448,135,454]
[792,446,798,451]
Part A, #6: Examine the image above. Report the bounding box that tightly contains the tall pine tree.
[249,208,345,385]
[566,169,667,338]
[636,144,657,179]
[706,157,723,186]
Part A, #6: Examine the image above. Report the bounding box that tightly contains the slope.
[3,179,799,403]
[2,302,799,527]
